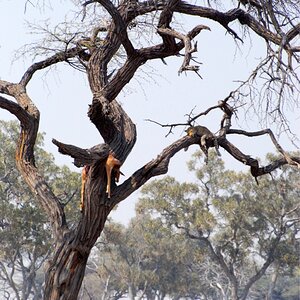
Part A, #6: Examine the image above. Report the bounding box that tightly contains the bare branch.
[145,92,234,131]
[0,81,67,240]
[52,139,110,167]
[0,95,31,124]
[158,25,210,74]
[157,0,180,48]
[19,46,84,87]
[227,128,300,168]
[94,0,135,56]
[175,4,282,45]
[145,118,188,137]
[114,135,191,204]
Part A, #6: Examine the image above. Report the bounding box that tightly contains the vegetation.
[0,121,80,299]
[0,1,300,298]
[0,121,299,299]
[79,152,300,300]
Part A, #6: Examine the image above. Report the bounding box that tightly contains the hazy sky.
[1,1,299,224]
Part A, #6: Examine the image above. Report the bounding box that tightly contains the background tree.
[85,217,207,300]
[137,151,300,300]
[0,1,300,298]
[0,121,80,299]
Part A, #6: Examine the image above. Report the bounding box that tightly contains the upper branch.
[157,0,180,49]
[175,3,283,45]
[0,95,31,124]
[157,25,210,74]
[103,23,210,100]
[20,46,83,87]
[94,0,135,56]
[227,128,300,168]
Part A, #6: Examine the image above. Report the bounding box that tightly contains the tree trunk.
[44,246,88,299]
[43,170,114,299]
[230,286,238,300]
[266,262,280,300]
[43,92,136,298]
[128,283,136,300]
[0,80,136,299]
[43,209,112,299]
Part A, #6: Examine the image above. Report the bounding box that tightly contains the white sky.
[1,1,299,224]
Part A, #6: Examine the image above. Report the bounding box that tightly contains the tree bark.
[1,1,300,299]
[265,262,280,300]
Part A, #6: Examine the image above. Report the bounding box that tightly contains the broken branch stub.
[52,139,110,167]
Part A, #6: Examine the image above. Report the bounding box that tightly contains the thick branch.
[52,139,110,167]
[218,137,300,178]
[115,121,299,201]
[103,32,205,100]
[0,95,31,124]
[115,130,298,201]
[157,0,179,49]
[101,53,147,101]
[0,83,67,241]
[87,97,137,162]
[94,0,135,56]
[113,136,191,204]
[175,3,282,45]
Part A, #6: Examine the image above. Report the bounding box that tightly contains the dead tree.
[0,1,300,299]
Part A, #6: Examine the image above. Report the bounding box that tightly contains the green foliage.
[92,216,206,300]
[135,150,300,300]
[79,149,299,299]
[0,120,81,299]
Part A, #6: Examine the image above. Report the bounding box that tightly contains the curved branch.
[175,3,282,45]
[103,26,208,101]
[158,25,210,74]
[227,128,300,168]
[113,128,300,204]
[219,137,300,178]
[19,46,84,87]
[113,135,191,204]
[0,83,67,240]
[94,0,135,56]
[87,97,137,162]
[0,95,31,124]
[157,0,179,49]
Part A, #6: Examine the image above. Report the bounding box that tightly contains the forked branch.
[227,128,300,168]
[145,94,300,185]
[158,25,210,75]
[113,129,300,204]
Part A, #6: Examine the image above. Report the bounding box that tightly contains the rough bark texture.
[0,0,300,299]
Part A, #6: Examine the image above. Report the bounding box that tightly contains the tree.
[137,151,300,300]
[0,121,80,299]
[0,1,300,298]
[91,217,204,300]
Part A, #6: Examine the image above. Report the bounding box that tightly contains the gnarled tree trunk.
[1,1,300,299]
